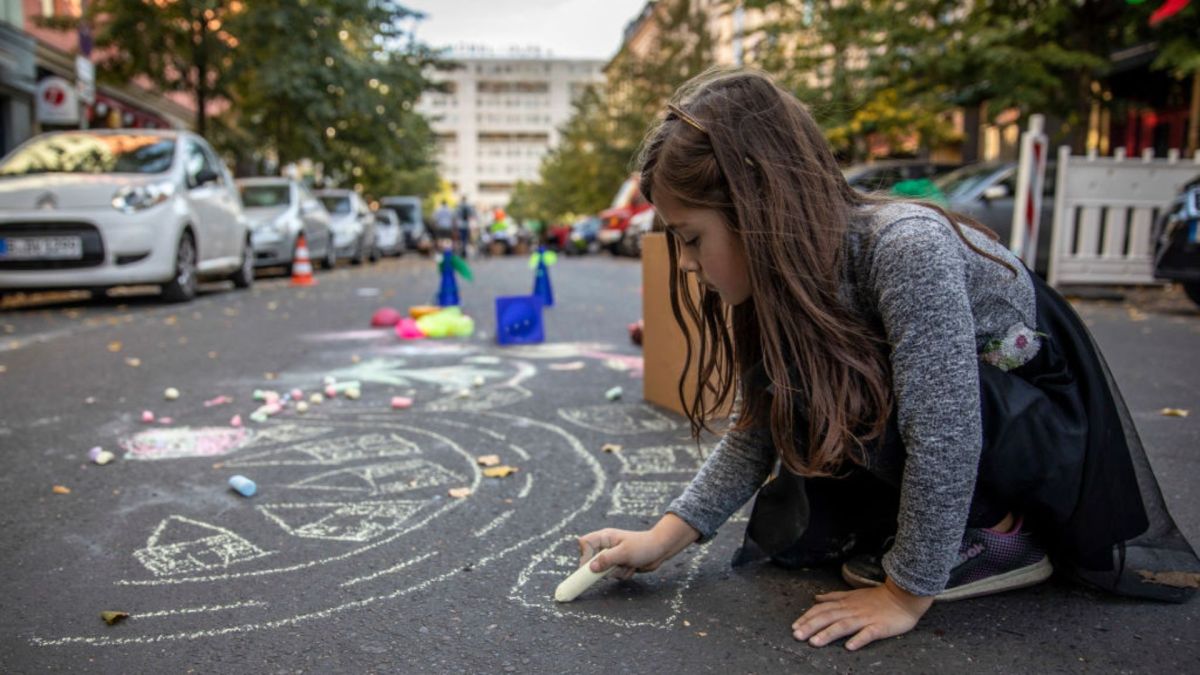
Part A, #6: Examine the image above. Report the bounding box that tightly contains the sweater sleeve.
[870,217,983,596]
[666,413,774,542]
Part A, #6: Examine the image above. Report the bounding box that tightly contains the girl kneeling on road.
[578,69,1198,650]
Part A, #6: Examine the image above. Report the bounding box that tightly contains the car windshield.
[0,133,176,176]
[319,196,351,214]
[934,164,1006,201]
[240,185,291,208]
[384,203,419,224]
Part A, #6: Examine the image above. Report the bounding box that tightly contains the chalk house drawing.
[258,500,427,542]
[616,445,707,475]
[510,535,710,629]
[243,424,333,447]
[556,404,680,435]
[134,516,271,576]
[226,432,420,467]
[287,459,463,495]
[608,480,690,517]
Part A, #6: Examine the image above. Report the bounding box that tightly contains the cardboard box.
[641,232,733,417]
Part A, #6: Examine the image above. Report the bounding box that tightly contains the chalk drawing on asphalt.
[258,500,427,542]
[121,427,251,461]
[607,480,690,517]
[226,432,419,467]
[133,516,271,576]
[509,534,710,630]
[556,404,680,435]
[615,444,707,476]
[286,459,464,495]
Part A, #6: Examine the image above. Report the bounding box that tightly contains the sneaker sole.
[840,556,1054,601]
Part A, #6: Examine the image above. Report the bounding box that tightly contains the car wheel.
[230,238,254,289]
[161,231,198,303]
[1183,281,1200,308]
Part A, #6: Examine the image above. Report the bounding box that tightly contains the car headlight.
[111,181,176,213]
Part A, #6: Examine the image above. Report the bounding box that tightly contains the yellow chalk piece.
[52,485,71,495]
[483,466,519,478]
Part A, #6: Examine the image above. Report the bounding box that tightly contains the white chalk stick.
[554,551,614,602]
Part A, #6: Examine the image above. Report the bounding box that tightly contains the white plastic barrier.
[1047,146,1200,287]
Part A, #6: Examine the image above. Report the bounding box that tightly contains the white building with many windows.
[417,49,605,212]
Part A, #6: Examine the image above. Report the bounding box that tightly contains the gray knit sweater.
[666,202,1039,596]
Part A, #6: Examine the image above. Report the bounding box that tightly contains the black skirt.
[738,272,1199,602]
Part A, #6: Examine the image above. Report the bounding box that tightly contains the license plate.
[0,236,84,260]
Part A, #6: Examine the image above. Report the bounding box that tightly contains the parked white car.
[237,177,336,272]
[373,209,406,257]
[0,129,252,302]
[315,188,377,265]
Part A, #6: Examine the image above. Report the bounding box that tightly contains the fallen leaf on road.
[52,485,71,495]
[0,365,6,374]
[107,341,122,352]
[100,611,129,625]
[1137,570,1200,588]
[549,361,586,371]
[1160,408,1190,418]
[1127,308,1148,322]
[476,454,501,467]
[483,466,519,478]
[601,443,622,453]
[448,487,472,498]
[164,315,177,325]
[124,357,141,367]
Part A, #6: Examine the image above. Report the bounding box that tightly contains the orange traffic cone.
[290,234,317,286]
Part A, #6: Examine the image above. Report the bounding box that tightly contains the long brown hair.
[638,68,1014,477]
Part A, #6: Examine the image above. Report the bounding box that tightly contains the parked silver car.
[373,209,406,257]
[0,129,252,302]
[237,177,335,272]
[379,195,429,252]
[315,188,377,265]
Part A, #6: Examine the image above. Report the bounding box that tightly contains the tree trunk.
[193,15,208,137]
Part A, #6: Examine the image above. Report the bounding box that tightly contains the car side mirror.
[193,169,219,188]
[981,185,1009,202]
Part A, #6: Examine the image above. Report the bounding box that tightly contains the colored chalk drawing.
[134,516,271,576]
[121,427,251,461]
[556,404,680,435]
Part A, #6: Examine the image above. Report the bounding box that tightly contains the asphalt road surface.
[1,255,1197,673]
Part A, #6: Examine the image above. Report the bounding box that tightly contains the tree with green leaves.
[40,0,242,136]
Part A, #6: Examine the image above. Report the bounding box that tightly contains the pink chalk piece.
[264,391,281,404]
[141,410,155,423]
[204,395,233,407]
[158,417,173,425]
[371,307,403,328]
[290,389,303,400]
[390,396,413,410]
[264,403,283,415]
[324,385,338,398]
[230,414,243,427]
[87,446,103,462]
[394,317,426,340]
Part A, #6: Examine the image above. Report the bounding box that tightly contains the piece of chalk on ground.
[554,551,614,603]
[605,386,623,401]
[229,475,257,497]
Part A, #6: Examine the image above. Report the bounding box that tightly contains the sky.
[404,0,650,61]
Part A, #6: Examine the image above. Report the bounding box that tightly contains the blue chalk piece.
[229,474,257,497]
[495,295,544,345]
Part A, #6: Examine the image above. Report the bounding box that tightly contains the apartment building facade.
[417,50,606,212]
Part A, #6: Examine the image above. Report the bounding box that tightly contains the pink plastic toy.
[371,307,403,327]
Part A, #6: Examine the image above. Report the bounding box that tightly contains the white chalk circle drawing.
[509,535,710,629]
[608,480,690,517]
[556,404,680,435]
[226,432,419,467]
[134,516,271,576]
[287,458,463,495]
[258,500,427,542]
[615,444,708,475]
[121,427,251,461]
[30,412,609,648]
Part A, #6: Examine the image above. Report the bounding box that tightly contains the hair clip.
[667,103,707,134]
